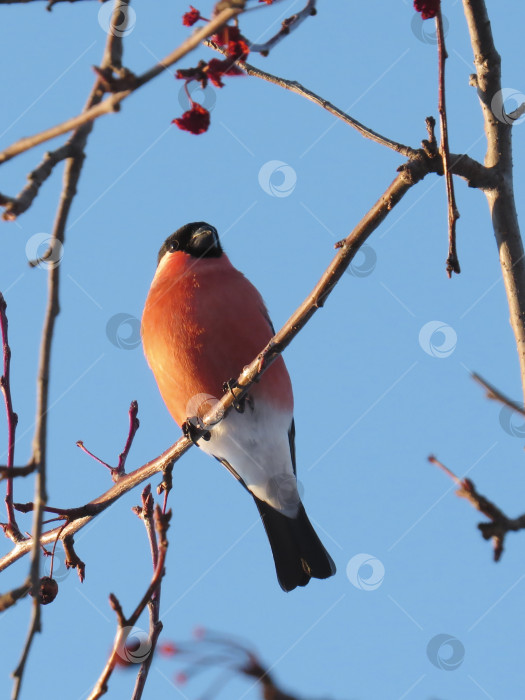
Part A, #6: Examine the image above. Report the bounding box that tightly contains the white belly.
[197,398,300,517]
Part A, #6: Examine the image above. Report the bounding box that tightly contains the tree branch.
[87,506,170,700]
[0,144,75,220]
[471,372,525,415]
[0,294,23,543]
[429,456,525,562]
[0,4,247,165]
[130,486,163,700]
[435,7,460,276]
[463,0,525,404]
[205,40,417,157]
[0,0,102,6]
[10,3,131,697]
[249,0,316,54]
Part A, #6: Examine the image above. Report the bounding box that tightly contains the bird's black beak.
[190,226,222,257]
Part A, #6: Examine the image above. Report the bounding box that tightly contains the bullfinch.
[141,222,335,591]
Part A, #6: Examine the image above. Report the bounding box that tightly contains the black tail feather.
[253,497,336,592]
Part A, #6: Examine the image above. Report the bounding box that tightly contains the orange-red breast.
[141,222,335,591]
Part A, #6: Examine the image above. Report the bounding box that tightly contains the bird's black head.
[157,222,223,265]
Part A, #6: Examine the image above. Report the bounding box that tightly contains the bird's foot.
[182,419,211,443]
[223,379,254,413]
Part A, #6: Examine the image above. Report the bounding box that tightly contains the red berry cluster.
[174,7,251,135]
[413,0,440,20]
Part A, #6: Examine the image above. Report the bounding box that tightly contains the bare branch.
[0,294,23,543]
[76,399,140,482]
[249,0,316,54]
[463,0,525,404]
[62,534,85,583]
[1,144,75,220]
[116,400,140,476]
[471,372,525,415]
[0,581,31,613]
[130,487,163,700]
[0,5,247,165]
[87,507,171,700]
[0,464,37,481]
[435,8,461,277]
[0,0,102,6]
[429,456,525,562]
[163,630,301,699]
[11,4,133,697]
[205,40,417,157]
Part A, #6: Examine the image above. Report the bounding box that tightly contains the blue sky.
[1,1,525,699]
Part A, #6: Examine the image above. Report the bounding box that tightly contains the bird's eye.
[168,240,180,252]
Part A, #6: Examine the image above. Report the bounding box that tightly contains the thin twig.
[0,294,23,542]
[0,0,101,5]
[131,486,163,700]
[163,631,300,700]
[0,152,432,577]
[1,144,75,220]
[249,0,316,54]
[435,7,460,277]
[429,455,525,561]
[0,582,32,612]
[62,534,85,582]
[0,5,247,165]
[471,372,525,415]
[87,507,170,700]
[76,400,140,481]
[116,400,140,476]
[0,464,37,481]
[11,4,131,698]
[462,0,525,404]
[204,40,417,157]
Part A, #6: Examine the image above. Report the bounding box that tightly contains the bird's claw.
[182,419,211,443]
[223,378,246,413]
